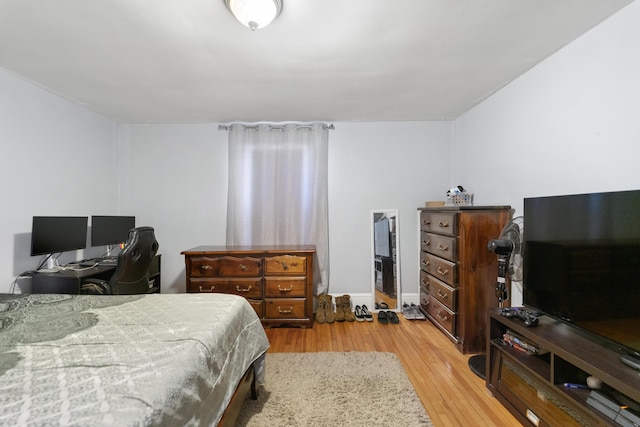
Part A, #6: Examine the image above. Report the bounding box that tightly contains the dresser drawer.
[187,277,263,299]
[427,274,457,311]
[265,277,306,297]
[248,299,263,318]
[420,212,458,237]
[186,256,263,277]
[187,256,224,277]
[424,294,456,336]
[420,269,431,291]
[421,231,457,262]
[265,298,306,319]
[420,285,430,308]
[265,255,307,275]
[421,252,457,286]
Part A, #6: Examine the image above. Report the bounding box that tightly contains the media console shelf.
[487,309,640,426]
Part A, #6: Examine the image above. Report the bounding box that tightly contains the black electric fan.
[468,216,523,379]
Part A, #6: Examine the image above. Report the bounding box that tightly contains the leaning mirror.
[371,210,401,310]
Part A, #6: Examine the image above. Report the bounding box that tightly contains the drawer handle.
[422,260,430,266]
[437,244,449,251]
[438,221,449,228]
[277,285,293,293]
[200,265,212,270]
[437,312,449,322]
[423,219,431,225]
[239,264,248,271]
[437,289,448,300]
[423,240,431,246]
[199,285,215,292]
[281,262,289,270]
[278,306,293,314]
[236,285,252,292]
[421,278,430,286]
[437,266,449,276]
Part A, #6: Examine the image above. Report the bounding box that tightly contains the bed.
[0,292,269,426]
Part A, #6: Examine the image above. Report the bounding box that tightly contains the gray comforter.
[0,293,269,426]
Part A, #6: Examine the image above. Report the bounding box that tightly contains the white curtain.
[225,122,330,295]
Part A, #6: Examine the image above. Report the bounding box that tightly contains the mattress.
[0,293,270,426]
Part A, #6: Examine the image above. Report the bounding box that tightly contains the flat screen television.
[374,217,392,258]
[523,189,640,366]
[31,216,88,256]
[91,215,135,247]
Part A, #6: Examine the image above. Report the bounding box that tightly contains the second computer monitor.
[91,216,135,247]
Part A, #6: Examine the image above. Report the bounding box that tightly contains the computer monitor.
[91,216,135,247]
[31,216,88,257]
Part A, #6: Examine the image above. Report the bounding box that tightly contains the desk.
[31,254,161,294]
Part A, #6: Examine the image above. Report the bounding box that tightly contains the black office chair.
[81,226,159,295]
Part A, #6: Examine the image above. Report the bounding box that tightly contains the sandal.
[379,302,389,309]
[388,311,400,324]
[378,311,388,324]
[361,305,374,322]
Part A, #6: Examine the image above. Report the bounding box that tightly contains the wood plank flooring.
[265,316,520,426]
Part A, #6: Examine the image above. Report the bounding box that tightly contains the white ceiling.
[0,0,633,124]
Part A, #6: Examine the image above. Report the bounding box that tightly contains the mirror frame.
[370,209,401,311]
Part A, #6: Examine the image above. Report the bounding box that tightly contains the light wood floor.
[265,316,520,427]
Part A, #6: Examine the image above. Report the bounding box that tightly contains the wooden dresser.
[418,206,512,354]
[181,245,315,328]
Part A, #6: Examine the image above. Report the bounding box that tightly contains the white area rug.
[236,352,433,426]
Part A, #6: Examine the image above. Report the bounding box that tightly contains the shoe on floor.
[402,303,416,320]
[334,296,346,322]
[315,294,327,324]
[361,305,374,322]
[342,294,356,322]
[378,310,388,324]
[411,303,426,320]
[354,305,365,322]
[388,311,400,324]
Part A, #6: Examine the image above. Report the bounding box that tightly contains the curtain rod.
[218,122,334,131]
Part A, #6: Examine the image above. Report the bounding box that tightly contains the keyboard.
[78,258,117,267]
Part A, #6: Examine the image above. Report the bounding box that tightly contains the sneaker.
[361,305,374,322]
[402,303,416,320]
[354,305,365,322]
[411,303,426,320]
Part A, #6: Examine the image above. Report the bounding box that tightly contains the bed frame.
[218,362,258,427]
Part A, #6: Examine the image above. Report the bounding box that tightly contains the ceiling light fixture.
[224,0,283,31]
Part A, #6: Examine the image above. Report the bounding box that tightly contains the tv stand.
[620,354,640,371]
[487,309,640,426]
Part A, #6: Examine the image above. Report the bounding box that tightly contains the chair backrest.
[109,226,159,295]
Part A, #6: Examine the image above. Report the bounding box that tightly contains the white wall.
[327,122,452,299]
[0,68,120,293]
[119,124,229,293]
[4,2,639,302]
[123,121,453,298]
[453,1,640,305]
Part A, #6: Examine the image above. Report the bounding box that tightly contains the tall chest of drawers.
[181,245,315,328]
[418,206,511,354]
